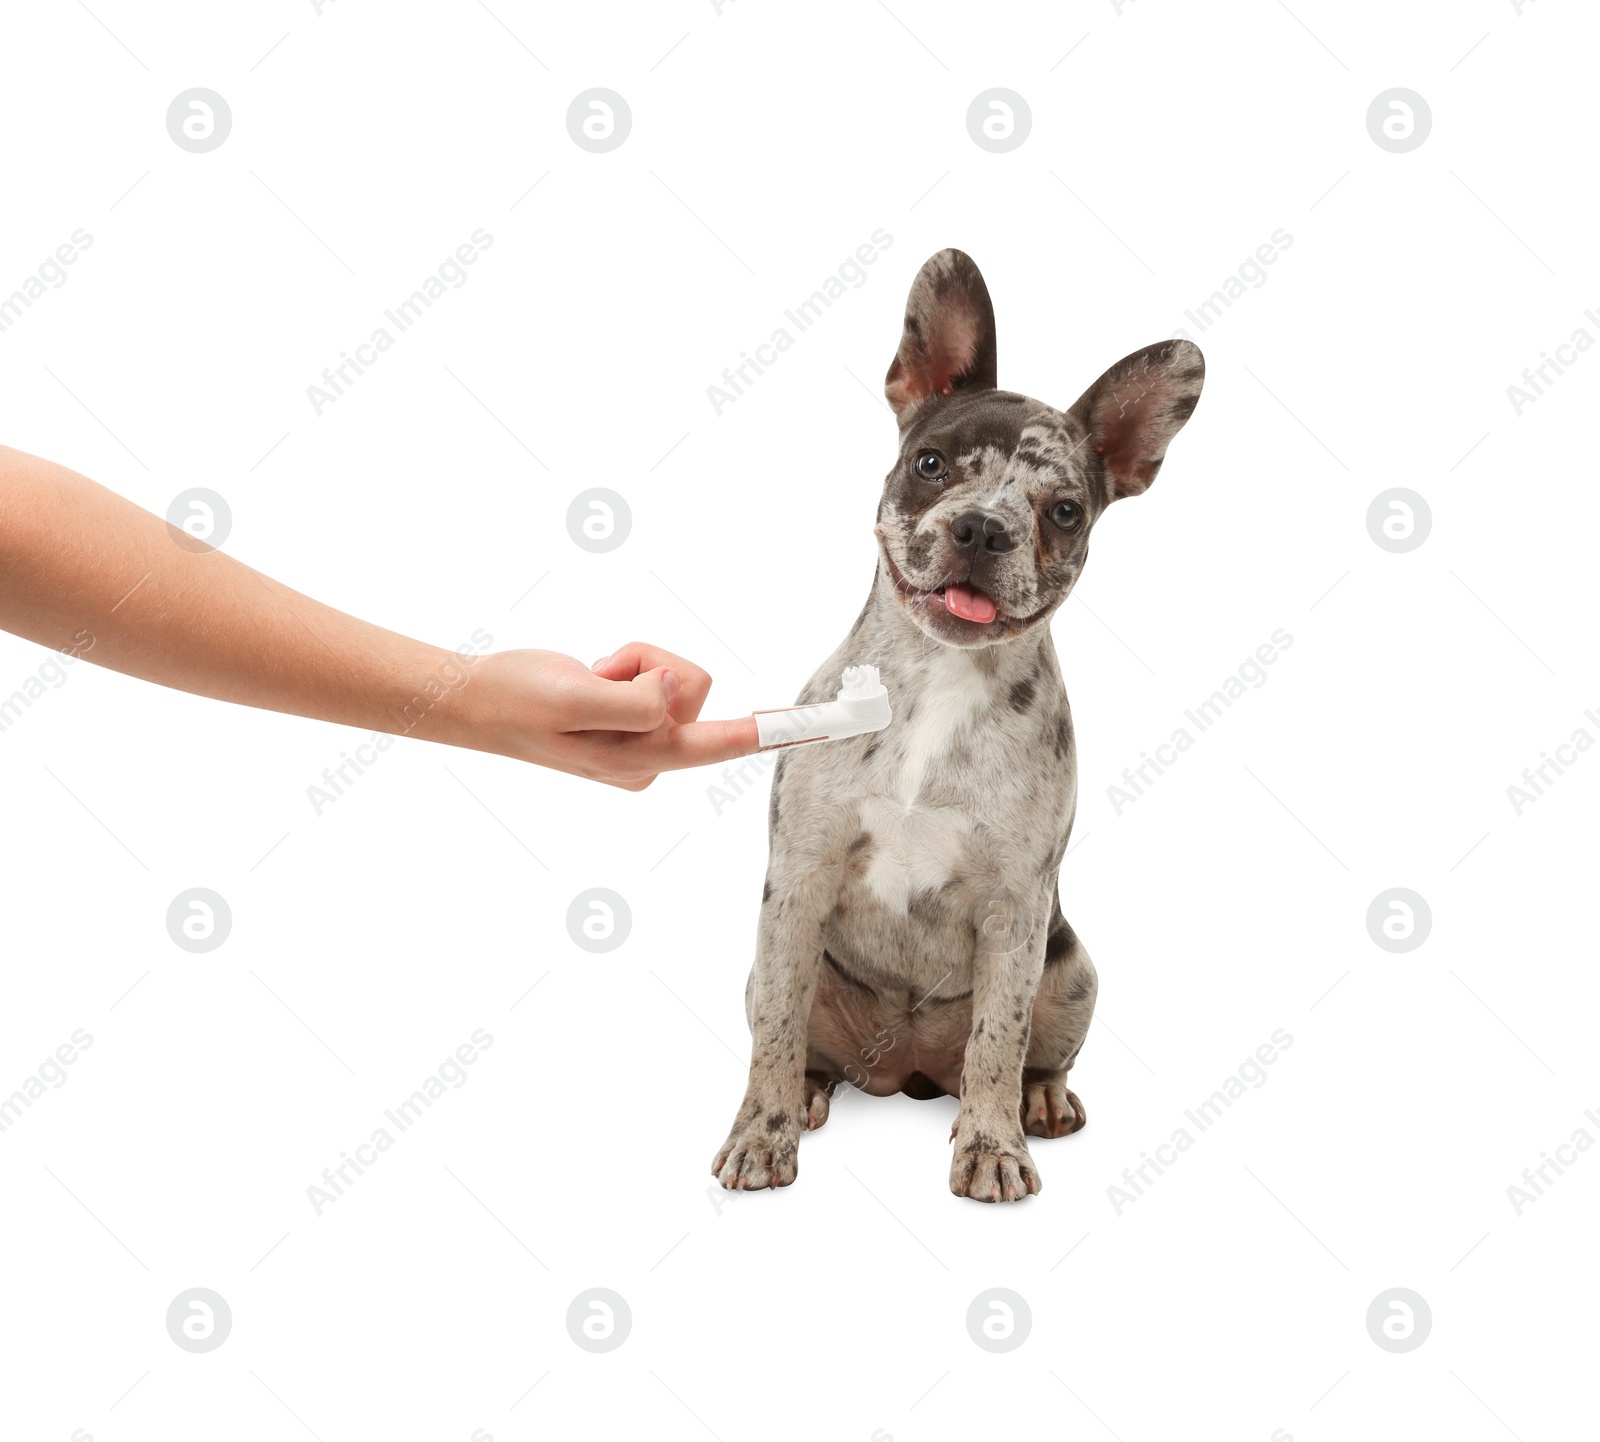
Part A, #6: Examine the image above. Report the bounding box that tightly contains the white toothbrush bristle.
[840,664,881,700]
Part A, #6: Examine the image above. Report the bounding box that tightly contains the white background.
[2,1,1597,1438]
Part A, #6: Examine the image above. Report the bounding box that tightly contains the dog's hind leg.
[1021,908,1096,1139]
[1021,1069,1087,1138]
[802,1071,840,1131]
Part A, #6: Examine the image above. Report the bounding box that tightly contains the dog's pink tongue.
[944,583,997,624]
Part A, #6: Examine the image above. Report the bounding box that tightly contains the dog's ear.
[1068,340,1205,500]
[884,249,998,420]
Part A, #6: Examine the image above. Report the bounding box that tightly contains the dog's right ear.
[884,249,998,421]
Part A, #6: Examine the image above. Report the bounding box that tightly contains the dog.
[712,249,1204,1201]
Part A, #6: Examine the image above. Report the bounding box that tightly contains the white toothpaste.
[754,664,893,750]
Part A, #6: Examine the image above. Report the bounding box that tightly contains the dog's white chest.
[887,650,988,806]
[854,652,988,909]
[856,798,973,911]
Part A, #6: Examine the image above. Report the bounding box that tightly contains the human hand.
[0,448,762,789]
[462,643,760,789]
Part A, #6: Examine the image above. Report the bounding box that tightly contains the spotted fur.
[712,250,1204,1202]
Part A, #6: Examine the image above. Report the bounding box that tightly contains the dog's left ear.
[1068,340,1205,500]
[884,249,998,421]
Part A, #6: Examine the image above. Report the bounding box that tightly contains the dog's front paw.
[712,1103,801,1191]
[949,1120,1041,1203]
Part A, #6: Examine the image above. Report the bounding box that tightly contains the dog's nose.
[950,510,1015,554]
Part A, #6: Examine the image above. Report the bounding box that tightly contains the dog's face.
[874,250,1205,649]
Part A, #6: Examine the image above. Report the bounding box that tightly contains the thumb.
[570,665,679,732]
[634,664,681,716]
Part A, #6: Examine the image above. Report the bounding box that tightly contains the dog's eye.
[1049,500,1082,531]
[913,451,948,483]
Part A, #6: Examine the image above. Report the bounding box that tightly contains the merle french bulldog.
[713,249,1204,1202]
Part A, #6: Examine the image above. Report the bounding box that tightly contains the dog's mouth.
[883,553,1053,637]
[939,579,997,624]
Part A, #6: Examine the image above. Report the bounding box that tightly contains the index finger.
[647,715,764,772]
